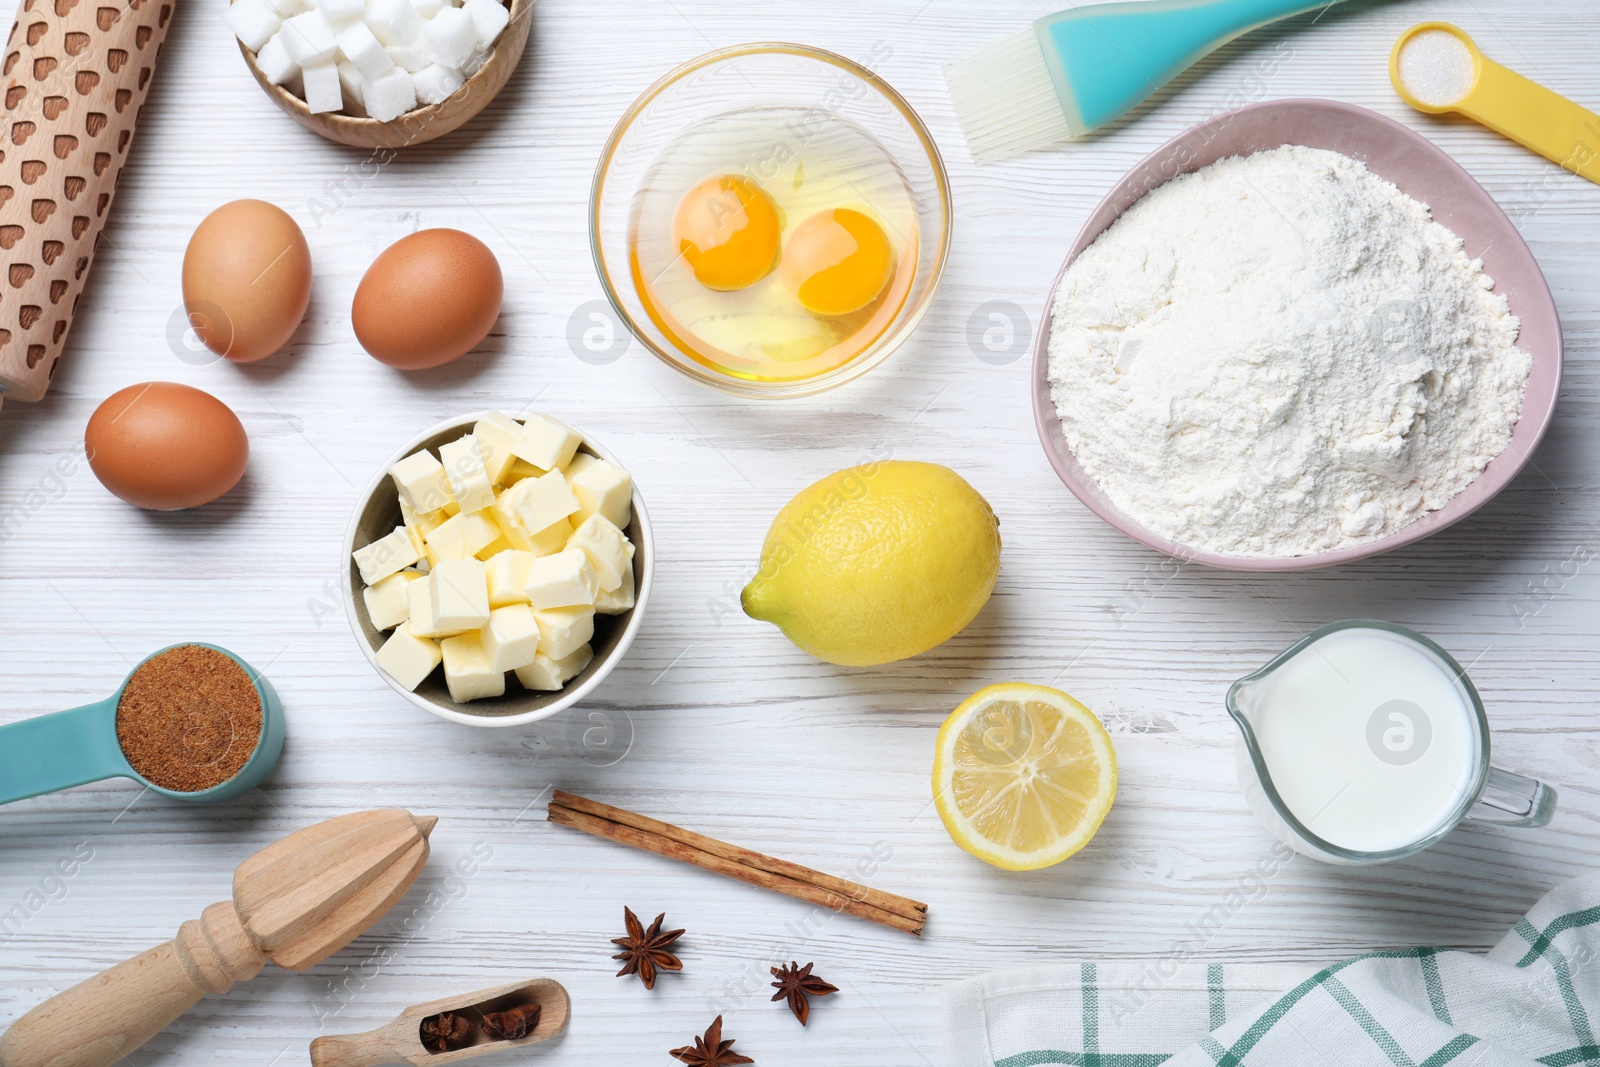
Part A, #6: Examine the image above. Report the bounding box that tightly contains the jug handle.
[1468,766,1557,827]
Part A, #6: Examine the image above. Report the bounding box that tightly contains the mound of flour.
[1048,144,1530,558]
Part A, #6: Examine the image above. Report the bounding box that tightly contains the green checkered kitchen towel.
[944,874,1600,1066]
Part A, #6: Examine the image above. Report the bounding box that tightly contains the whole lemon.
[741,461,1001,666]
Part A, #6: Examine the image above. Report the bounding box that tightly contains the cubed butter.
[569,457,632,530]
[512,413,582,471]
[363,570,420,630]
[513,644,593,691]
[439,434,496,513]
[473,411,524,484]
[408,577,462,638]
[474,536,512,561]
[485,550,535,607]
[594,560,635,615]
[526,517,572,555]
[523,547,598,609]
[425,508,499,560]
[506,471,580,536]
[567,514,634,592]
[400,495,448,534]
[353,526,421,584]
[440,631,505,702]
[504,458,545,483]
[563,452,597,481]
[389,450,454,513]
[480,603,541,672]
[376,622,443,691]
[428,558,490,633]
[533,604,594,660]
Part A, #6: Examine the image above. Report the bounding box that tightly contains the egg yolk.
[779,208,894,317]
[673,175,782,291]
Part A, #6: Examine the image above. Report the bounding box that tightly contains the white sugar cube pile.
[223,0,510,120]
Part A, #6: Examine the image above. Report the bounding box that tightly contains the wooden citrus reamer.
[0,0,174,407]
[0,809,436,1067]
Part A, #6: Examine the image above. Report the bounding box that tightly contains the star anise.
[669,1015,754,1066]
[418,1011,471,1052]
[610,906,684,989]
[482,1001,541,1040]
[770,961,838,1026]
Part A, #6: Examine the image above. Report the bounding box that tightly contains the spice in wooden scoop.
[115,645,262,792]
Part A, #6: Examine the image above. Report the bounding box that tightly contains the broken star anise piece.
[418,1011,472,1052]
[610,906,684,990]
[481,1001,541,1041]
[669,1015,754,1066]
[770,961,839,1026]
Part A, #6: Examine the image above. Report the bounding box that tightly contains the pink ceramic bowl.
[1032,99,1562,572]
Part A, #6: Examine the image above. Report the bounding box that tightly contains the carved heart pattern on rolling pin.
[0,0,170,401]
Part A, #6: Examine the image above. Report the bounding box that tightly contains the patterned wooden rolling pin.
[0,0,173,406]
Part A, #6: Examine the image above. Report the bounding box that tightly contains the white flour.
[1047,145,1530,558]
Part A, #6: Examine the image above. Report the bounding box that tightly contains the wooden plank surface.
[1,1,1598,1064]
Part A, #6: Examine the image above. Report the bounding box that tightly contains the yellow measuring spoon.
[1390,22,1600,186]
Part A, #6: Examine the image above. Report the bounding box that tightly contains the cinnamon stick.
[547,791,927,937]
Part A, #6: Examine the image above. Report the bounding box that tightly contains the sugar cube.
[335,60,366,111]
[473,411,523,484]
[461,0,508,49]
[361,65,417,121]
[480,604,541,672]
[428,558,490,633]
[523,548,598,610]
[255,33,299,84]
[507,471,580,534]
[302,61,343,112]
[353,526,421,584]
[414,62,463,104]
[533,604,594,661]
[365,0,422,45]
[486,549,535,607]
[514,644,592,691]
[594,560,635,615]
[336,20,392,80]
[386,39,433,72]
[319,0,366,27]
[569,458,632,530]
[426,508,499,561]
[376,623,442,691]
[439,434,496,512]
[363,569,421,630]
[279,9,339,63]
[224,0,282,51]
[462,47,488,76]
[567,514,633,592]
[422,6,475,69]
[265,0,308,18]
[440,632,505,702]
[411,0,446,17]
[389,450,453,513]
[513,414,582,471]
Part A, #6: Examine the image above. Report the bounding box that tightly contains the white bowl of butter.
[344,412,653,727]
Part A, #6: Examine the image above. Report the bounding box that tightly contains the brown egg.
[352,229,503,370]
[86,383,249,510]
[182,199,313,363]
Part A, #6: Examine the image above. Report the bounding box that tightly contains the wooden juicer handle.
[0,810,436,1067]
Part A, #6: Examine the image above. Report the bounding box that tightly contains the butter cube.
[526,517,572,555]
[425,508,499,560]
[440,631,505,702]
[523,547,598,609]
[506,471,580,535]
[408,577,464,638]
[533,604,594,660]
[512,413,582,471]
[480,604,542,671]
[428,558,490,633]
[474,536,512,561]
[473,411,524,484]
[403,521,439,569]
[513,644,593,691]
[389,450,454,513]
[485,550,535,607]
[363,570,421,630]
[564,452,597,480]
[400,495,448,534]
[567,514,634,592]
[353,526,421,584]
[375,622,442,691]
[594,560,635,615]
[504,458,545,483]
[439,434,496,513]
[569,458,632,530]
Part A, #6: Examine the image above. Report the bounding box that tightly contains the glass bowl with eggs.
[591,43,953,399]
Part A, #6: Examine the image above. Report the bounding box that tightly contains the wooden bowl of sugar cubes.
[225,0,530,148]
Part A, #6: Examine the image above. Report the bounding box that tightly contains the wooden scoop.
[311,978,571,1066]
[0,809,435,1067]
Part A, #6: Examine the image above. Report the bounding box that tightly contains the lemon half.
[933,683,1118,871]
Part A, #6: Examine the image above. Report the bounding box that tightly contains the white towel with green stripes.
[944,875,1600,1066]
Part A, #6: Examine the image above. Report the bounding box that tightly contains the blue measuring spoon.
[0,643,285,805]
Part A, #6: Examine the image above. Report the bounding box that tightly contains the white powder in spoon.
[1047,145,1529,559]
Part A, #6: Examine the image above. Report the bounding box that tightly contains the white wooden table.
[1,1,1597,1063]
